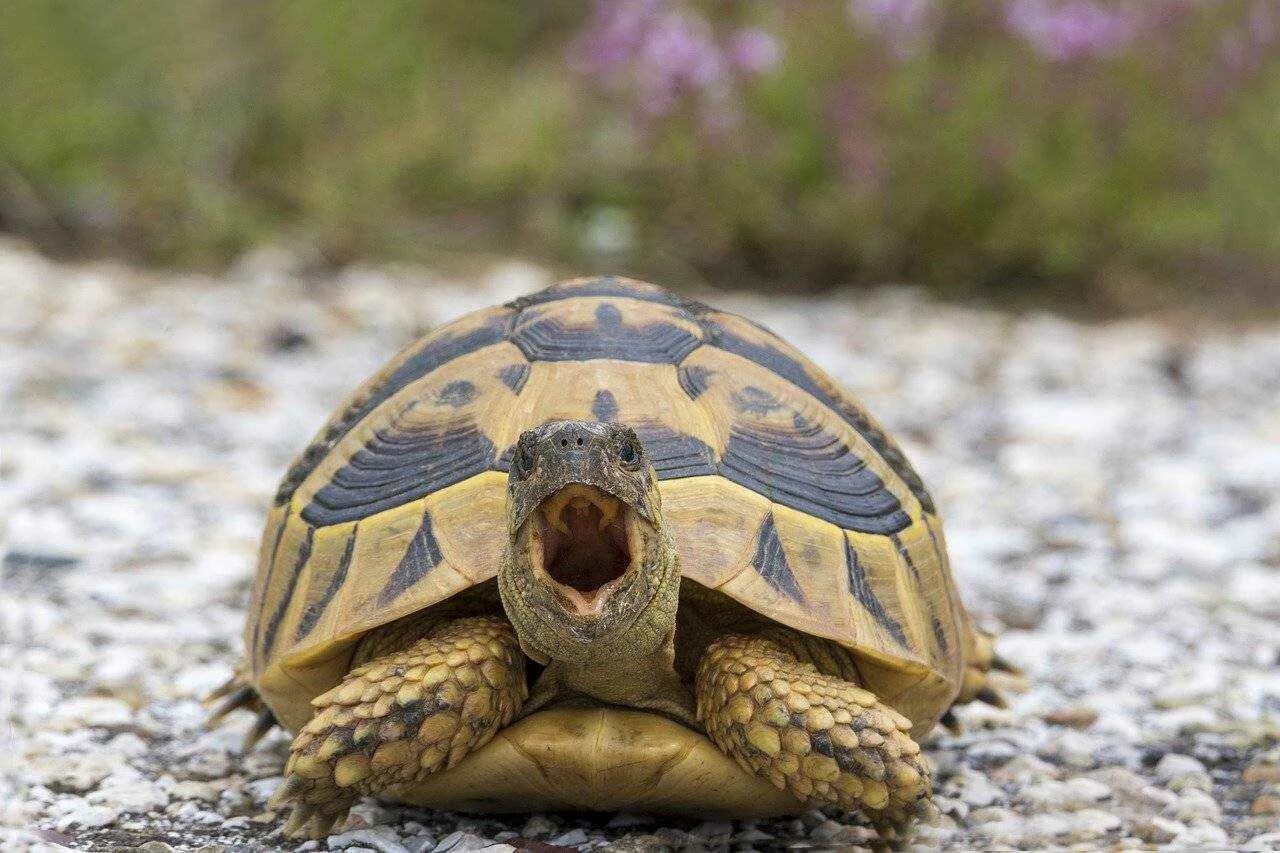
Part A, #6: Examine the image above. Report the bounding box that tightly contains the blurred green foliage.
[1,1,1277,308]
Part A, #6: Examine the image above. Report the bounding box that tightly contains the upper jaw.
[527,484,647,618]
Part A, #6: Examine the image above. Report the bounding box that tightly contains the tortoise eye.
[617,437,641,469]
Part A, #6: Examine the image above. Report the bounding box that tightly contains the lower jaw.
[389,706,804,816]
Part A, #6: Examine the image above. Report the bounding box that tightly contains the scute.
[250,276,965,732]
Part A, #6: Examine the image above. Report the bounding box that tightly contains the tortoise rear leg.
[272,615,526,839]
[696,634,931,825]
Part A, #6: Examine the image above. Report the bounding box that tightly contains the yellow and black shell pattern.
[248,276,968,731]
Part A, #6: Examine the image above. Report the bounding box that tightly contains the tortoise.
[207,275,1009,839]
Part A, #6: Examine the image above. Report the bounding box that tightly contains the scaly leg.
[696,634,931,824]
[271,615,526,839]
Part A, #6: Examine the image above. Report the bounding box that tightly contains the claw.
[939,708,962,735]
[991,653,1020,674]
[269,776,308,809]
[204,684,256,728]
[309,812,340,840]
[243,707,278,751]
[280,804,314,838]
[203,674,240,704]
[975,686,1007,709]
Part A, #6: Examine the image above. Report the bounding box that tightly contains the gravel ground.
[2,242,1278,852]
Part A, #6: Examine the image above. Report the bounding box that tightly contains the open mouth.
[534,484,641,615]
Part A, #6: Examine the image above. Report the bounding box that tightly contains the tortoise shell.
[247,276,967,732]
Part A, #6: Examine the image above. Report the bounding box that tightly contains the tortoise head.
[498,420,680,663]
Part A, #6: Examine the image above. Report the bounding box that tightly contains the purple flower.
[575,0,663,76]
[1251,0,1276,45]
[1003,0,1148,62]
[572,1,782,133]
[848,0,933,57]
[728,27,782,76]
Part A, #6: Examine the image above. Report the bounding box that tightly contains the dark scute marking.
[677,364,714,399]
[509,303,701,364]
[704,320,935,513]
[273,311,511,506]
[749,514,805,603]
[301,417,496,526]
[922,513,947,574]
[378,508,444,605]
[633,424,717,479]
[844,536,909,650]
[497,362,529,393]
[261,527,315,659]
[592,389,619,422]
[505,276,708,317]
[838,402,937,514]
[437,380,477,409]
[732,385,784,416]
[596,302,623,327]
[251,516,290,667]
[719,418,911,535]
[933,616,949,654]
[295,527,357,640]
[891,533,924,585]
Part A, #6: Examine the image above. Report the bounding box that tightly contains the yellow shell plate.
[394,707,803,816]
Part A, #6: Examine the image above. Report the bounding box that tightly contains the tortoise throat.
[537,485,635,607]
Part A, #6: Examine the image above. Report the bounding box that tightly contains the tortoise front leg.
[696,634,931,824]
[271,615,526,839]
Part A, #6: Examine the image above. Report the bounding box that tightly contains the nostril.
[576,437,583,446]
[560,438,568,447]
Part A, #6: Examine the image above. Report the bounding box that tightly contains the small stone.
[549,827,589,846]
[520,814,556,837]
[1042,707,1098,728]
[1244,831,1280,851]
[1167,788,1222,823]
[327,827,411,853]
[431,832,499,852]
[607,835,672,853]
[1251,794,1280,815]
[1243,763,1280,784]
[183,751,233,781]
[1171,820,1229,848]
[998,753,1056,785]
[1153,753,1210,791]
[50,696,132,729]
[690,820,732,841]
[89,776,169,814]
[733,827,775,843]
[950,767,1004,808]
[55,802,120,831]
[1133,816,1183,844]
[1069,808,1120,841]
[1049,777,1111,809]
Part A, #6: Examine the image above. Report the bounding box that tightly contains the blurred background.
[6,4,1280,850]
[2,0,1278,313]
